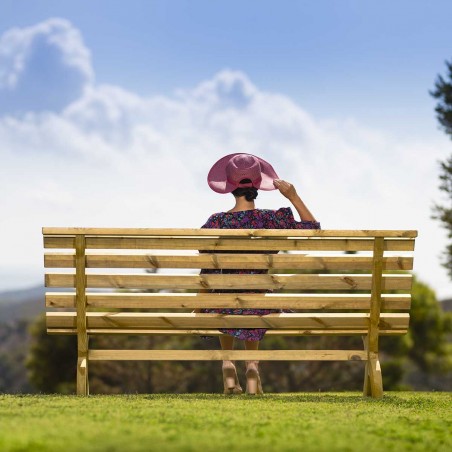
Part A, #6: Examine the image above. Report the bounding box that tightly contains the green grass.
[0,392,451,451]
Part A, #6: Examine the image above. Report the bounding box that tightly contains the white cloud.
[0,18,93,114]
[0,19,450,299]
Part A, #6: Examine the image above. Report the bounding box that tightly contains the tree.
[431,156,452,279]
[0,319,34,393]
[26,314,77,393]
[430,60,452,279]
[380,275,452,389]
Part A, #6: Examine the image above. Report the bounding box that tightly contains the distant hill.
[0,285,110,323]
[0,285,45,304]
[0,285,46,323]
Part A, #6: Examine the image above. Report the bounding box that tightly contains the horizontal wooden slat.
[87,349,367,361]
[43,228,418,237]
[44,236,415,252]
[47,328,408,336]
[45,273,413,290]
[44,236,75,249]
[46,312,410,330]
[46,292,412,310]
[44,253,414,271]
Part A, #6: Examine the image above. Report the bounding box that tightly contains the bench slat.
[46,312,410,330]
[87,349,368,361]
[47,328,409,336]
[45,273,413,291]
[42,228,418,237]
[44,253,414,271]
[44,236,415,252]
[46,292,411,310]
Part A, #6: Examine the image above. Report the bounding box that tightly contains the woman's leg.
[244,339,263,394]
[220,335,242,393]
[220,334,234,351]
[244,339,259,351]
[244,339,259,373]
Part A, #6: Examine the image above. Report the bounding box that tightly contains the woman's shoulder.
[201,211,226,228]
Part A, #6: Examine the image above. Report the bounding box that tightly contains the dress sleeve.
[272,207,321,229]
[201,213,222,229]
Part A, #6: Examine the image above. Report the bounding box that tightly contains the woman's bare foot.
[245,361,263,395]
[222,361,242,395]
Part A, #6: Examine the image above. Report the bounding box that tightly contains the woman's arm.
[273,179,317,222]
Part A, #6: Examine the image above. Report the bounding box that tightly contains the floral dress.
[200,207,321,341]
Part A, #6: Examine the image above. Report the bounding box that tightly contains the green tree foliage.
[430,60,452,279]
[405,276,452,372]
[380,275,452,389]
[26,314,77,393]
[431,156,452,279]
[431,60,452,136]
[0,319,34,393]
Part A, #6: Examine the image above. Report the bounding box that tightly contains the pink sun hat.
[207,153,279,194]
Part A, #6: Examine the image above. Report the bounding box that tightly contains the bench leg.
[368,356,383,399]
[363,361,372,397]
[77,357,89,396]
[362,336,383,398]
[362,336,372,396]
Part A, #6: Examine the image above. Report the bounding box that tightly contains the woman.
[200,153,320,395]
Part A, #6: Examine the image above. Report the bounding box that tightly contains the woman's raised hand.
[274,179,317,222]
[273,179,298,201]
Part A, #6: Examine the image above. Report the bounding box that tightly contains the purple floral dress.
[200,207,321,341]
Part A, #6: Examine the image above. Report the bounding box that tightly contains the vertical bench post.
[363,236,384,398]
[75,234,89,395]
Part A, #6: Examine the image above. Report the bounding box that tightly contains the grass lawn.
[0,392,450,451]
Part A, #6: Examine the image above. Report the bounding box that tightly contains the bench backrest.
[43,228,416,337]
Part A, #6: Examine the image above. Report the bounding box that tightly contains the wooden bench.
[43,227,417,398]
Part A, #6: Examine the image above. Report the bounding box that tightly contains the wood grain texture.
[46,312,410,330]
[44,252,414,271]
[369,238,385,354]
[77,357,88,396]
[45,272,413,290]
[87,349,368,361]
[47,328,409,336]
[45,292,412,310]
[75,235,88,396]
[362,336,372,396]
[368,355,384,398]
[43,228,418,237]
[44,236,415,252]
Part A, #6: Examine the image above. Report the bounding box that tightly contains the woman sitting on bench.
[200,153,321,395]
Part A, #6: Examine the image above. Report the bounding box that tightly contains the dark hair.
[232,179,258,201]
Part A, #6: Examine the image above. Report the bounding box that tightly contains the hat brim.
[207,153,279,194]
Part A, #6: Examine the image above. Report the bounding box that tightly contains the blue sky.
[2,0,452,135]
[0,1,451,298]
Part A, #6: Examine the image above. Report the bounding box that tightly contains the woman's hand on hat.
[273,179,298,201]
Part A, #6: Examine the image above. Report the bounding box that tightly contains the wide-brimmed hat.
[207,153,279,193]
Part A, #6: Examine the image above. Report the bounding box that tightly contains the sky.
[0,0,451,299]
